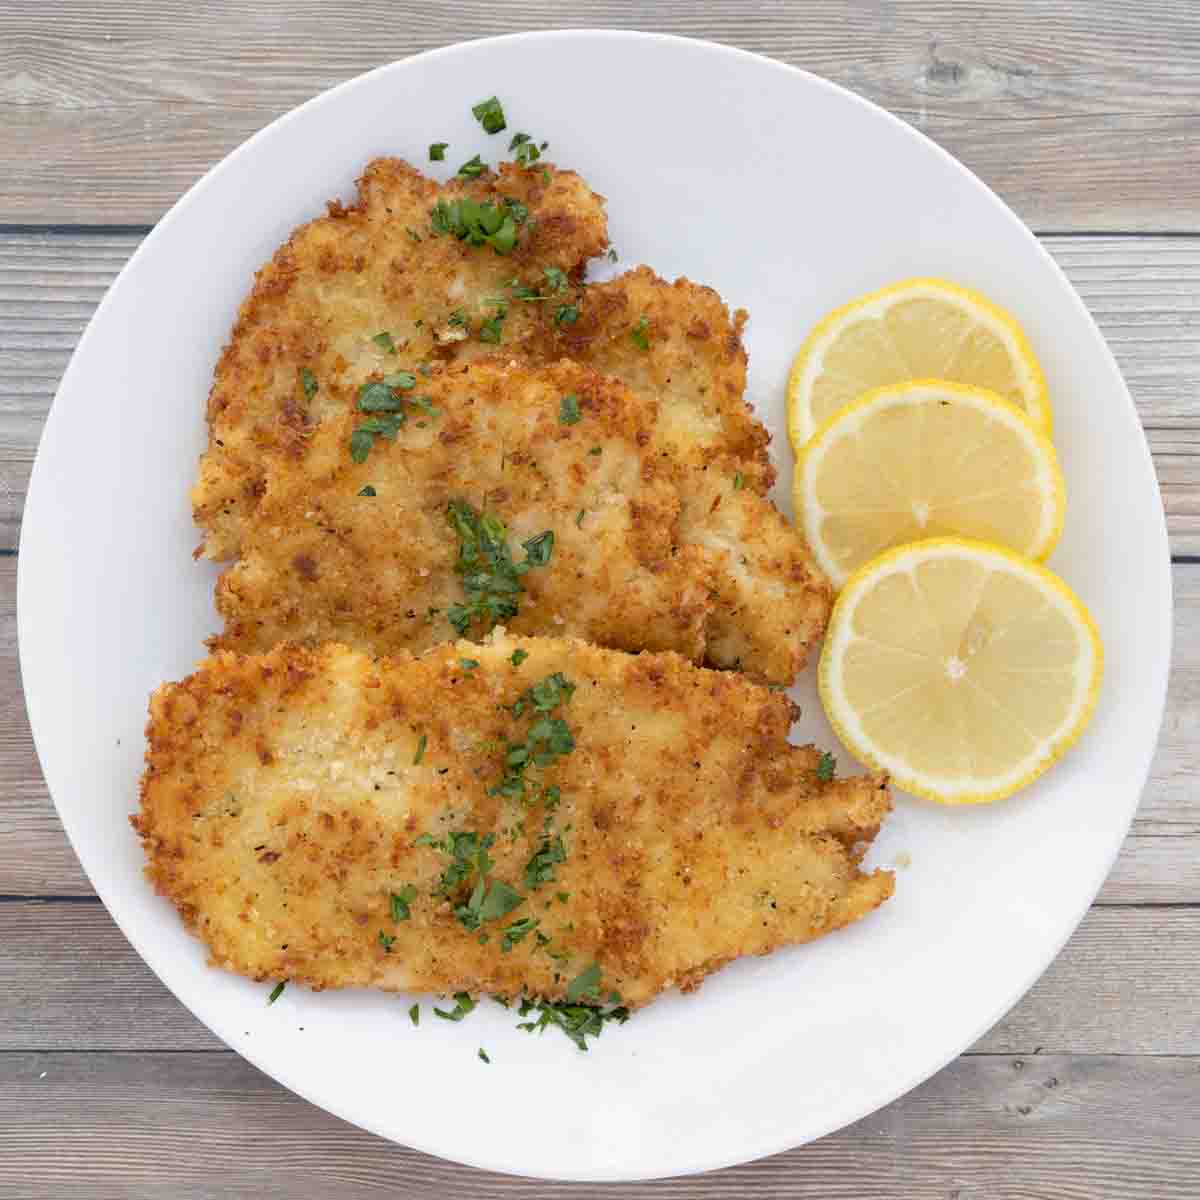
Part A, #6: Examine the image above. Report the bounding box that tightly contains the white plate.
[18,31,1170,1182]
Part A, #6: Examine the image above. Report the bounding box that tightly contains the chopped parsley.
[390,885,418,922]
[575,509,585,527]
[588,446,602,456]
[493,674,576,805]
[817,751,836,782]
[479,311,505,343]
[472,96,507,135]
[460,658,480,671]
[515,995,630,1051]
[372,331,397,354]
[383,371,417,390]
[409,1003,420,1026]
[458,154,487,179]
[358,485,377,497]
[554,303,579,327]
[433,992,476,1022]
[559,394,581,425]
[300,367,318,400]
[267,981,285,1005]
[509,671,576,718]
[378,930,396,953]
[607,246,619,263]
[447,309,468,328]
[509,648,529,667]
[523,834,566,889]
[415,829,527,933]
[733,472,744,491]
[478,1047,491,1063]
[413,734,427,765]
[430,197,522,254]
[349,376,421,462]
[429,142,448,161]
[509,131,544,165]
[566,961,603,1003]
[543,266,568,293]
[444,500,554,636]
[630,315,651,350]
[500,915,540,952]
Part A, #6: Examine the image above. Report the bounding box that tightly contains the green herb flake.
[378,930,396,953]
[460,658,480,671]
[479,313,505,344]
[478,879,524,922]
[515,996,630,1051]
[607,247,619,263]
[575,509,585,528]
[817,752,836,783]
[414,734,428,765]
[588,446,602,456]
[543,266,568,293]
[733,472,745,491]
[359,485,377,497]
[267,981,286,1005]
[509,648,529,667]
[523,834,567,890]
[447,309,468,328]
[390,884,419,922]
[500,915,540,952]
[472,96,507,135]
[372,331,397,354]
[358,381,405,412]
[429,142,448,161]
[349,428,375,464]
[554,304,579,327]
[478,1047,491,1063]
[409,1003,420,1026]
[300,367,318,400]
[631,315,651,350]
[433,992,476,1022]
[430,197,519,255]
[556,891,570,904]
[559,394,581,425]
[383,371,417,390]
[567,962,603,1003]
[457,154,487,179]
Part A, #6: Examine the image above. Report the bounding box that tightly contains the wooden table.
[2,4,1197,1196]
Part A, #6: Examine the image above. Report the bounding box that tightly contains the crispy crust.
[209,358,829,683]
[134,637,893,1007]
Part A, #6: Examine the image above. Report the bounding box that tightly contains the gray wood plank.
[2,900,1195,1055]
[1,231,1198,553]
[2,1,1200,229]
[0,1050,1196,1198]
[2,559,1197,903]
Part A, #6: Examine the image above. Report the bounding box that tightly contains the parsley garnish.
[460,658,480,670]
[631,315,651,350]
[472,97,507,135]
[372,331,397,354]
[359,485,377,497]
[267,981,285,1005]
[430,197,519,254]
[588,446,602,456]
[559,394,581,425]
[543,266,568,293]
[447,309,468,328]
[567,962,603,1002]
[433,992,476,1022]
[390,885,418,922]
[378,930,396,953]
[509,648,529,667]
[523,834,566,889]
[300,367,318,400]
[445,500,554,635]
[458,154,487,179]
[817,752,836,782]
[414,734,427,765]
[554,304,579,327]
[349,376,421,461]
[500,915,540,952]
[575,509,585,527]
[479,312,505,343]
[607,247,619,263]
[515,995,629,1051]
[509,671,575,717]
[733,472,744,491]
[429,142,448,161]
[409,1003,420,1026]
[493,674,576,805]
[478,1047,491,1063]
[383,371,417,390]
[508,131,544,165]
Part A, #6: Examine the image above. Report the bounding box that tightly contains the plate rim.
[17,28,1173,1182]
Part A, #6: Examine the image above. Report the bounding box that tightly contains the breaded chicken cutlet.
[134,637,893,1008]
[211,359,830,684]
[194,156,773,563]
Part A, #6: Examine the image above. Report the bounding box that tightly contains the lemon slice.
[819,538,1103,805]
[788,278,1050,448]
[796,381,1064,589]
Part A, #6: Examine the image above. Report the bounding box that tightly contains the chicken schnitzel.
[210,358,829,683]
[134,637,893,1008]
[193,157,773,563]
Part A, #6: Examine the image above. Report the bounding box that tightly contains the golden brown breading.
[193,158,774,563]
[210,359,829,683]
[134,638,893,1007]
[194,157,611,560]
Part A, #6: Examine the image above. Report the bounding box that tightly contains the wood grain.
[1,231,1198,552]
[2,560,1197,903]
[2,901,1197,1056]
[2,1,1200,228]
[0,1050,1196,1198]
